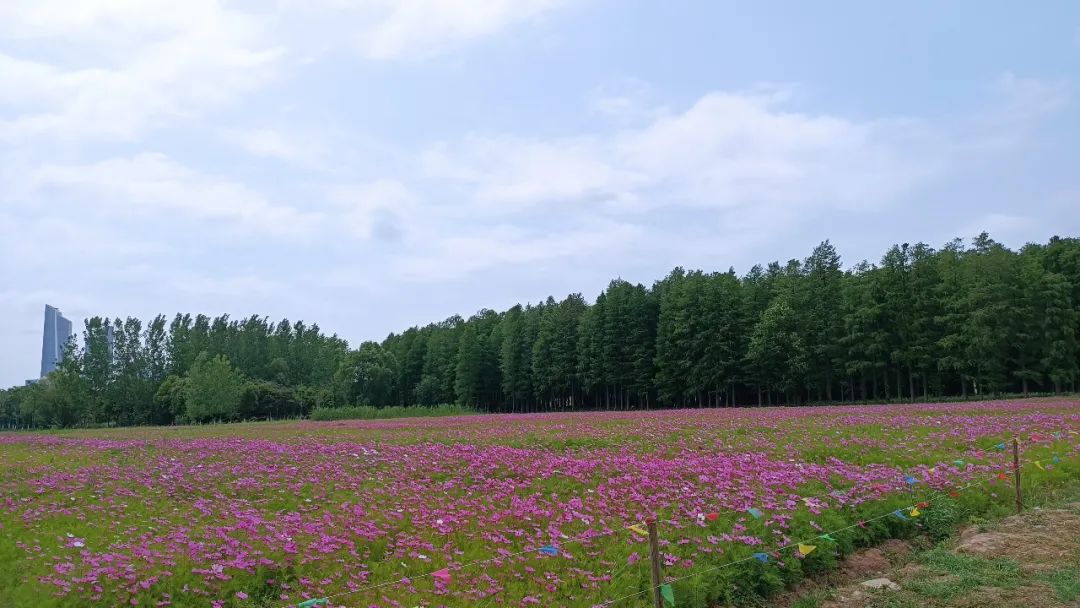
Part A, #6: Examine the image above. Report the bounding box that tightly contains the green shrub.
[308,403,477,421]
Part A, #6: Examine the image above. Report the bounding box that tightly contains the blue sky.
[1,0,1078,386]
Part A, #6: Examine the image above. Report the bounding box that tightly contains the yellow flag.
[629,524,648,537]
[929,468,937,474]
[1034,460,1045,470]
[910,507,921,517]
[798,544,816,556]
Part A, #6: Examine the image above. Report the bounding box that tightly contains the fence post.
[646,519,664,608]
[1012,437,1022,514]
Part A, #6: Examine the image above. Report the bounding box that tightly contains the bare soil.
[785,502,1080,608]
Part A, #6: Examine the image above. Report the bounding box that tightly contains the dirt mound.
[800,502,1080,608]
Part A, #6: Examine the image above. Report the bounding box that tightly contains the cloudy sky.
[2,1,1079,386]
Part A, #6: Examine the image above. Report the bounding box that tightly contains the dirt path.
[787,502,1080,608]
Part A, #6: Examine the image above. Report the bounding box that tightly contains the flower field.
[2,399,1079,608]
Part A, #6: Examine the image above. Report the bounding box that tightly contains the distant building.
[40,305,73,378]
[106,323,115,359]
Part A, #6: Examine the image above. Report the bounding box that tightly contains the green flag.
[660,583,675,606]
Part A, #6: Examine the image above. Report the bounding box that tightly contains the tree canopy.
[3,234,1078,428]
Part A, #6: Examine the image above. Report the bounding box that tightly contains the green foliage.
[152,375,188,424]
[308,403,476,420]
[335,341,398,406]
[183,353,245,423]
[919,495,967,541]
[7,234,1080,426]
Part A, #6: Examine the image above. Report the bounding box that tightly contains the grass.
[1039,568,1080,603]
[905,548,1024,600]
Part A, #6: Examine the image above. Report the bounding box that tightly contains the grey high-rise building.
[40,305,73,378]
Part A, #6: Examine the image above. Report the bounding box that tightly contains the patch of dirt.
[793,502,1080,608]
[773,542,915,607]
[956,504,1080,566]
[838,548,890,579]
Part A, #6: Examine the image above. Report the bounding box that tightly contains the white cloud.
[393,220,644,281]
[290,0,570,60]
[328,179,418,240]
[0,0,281,141]
[223,128,325,167]
[28,153,320,237]
[422,136,645,211]
[422,87,946,217]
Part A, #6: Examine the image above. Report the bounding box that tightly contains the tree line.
[2,233,1078,427]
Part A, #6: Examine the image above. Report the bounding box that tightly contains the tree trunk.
[908,369,915,403]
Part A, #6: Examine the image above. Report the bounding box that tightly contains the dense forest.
[2,233,1078,428]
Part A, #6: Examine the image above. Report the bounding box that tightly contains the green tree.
[335,341,398,406]
[746,298,807,404]
[184,352,245,422]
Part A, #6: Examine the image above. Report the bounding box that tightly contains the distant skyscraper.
[106,323,115,359]
[40,305,73,378]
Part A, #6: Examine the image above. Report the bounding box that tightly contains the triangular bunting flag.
[705,512,719,521]
[798,544,816,556]
[909,507,921,517]
[297,599,328,608]
[997,472,1008,481]
[819,534,836,542]
[857,520,867,528]
[660,583,675,606]
[747,508,763,519]
[995,443,1006,451]
[629,524,648,537]
[433,568,451,583]
[752,552,769,563]
[539,545,558,556]
[953,460,965,466]
[893,510,909,521]
[949,490,960,498]
[1052,455,1061,464]
[903,476,918,485]
[1034,460,1045,471]
[929,467,937,475]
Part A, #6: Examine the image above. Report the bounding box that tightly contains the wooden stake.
[1012,437,1022,514]
[646,519,664,608]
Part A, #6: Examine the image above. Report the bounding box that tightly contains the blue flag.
[752,552,769,563]
[539,545,558,556]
